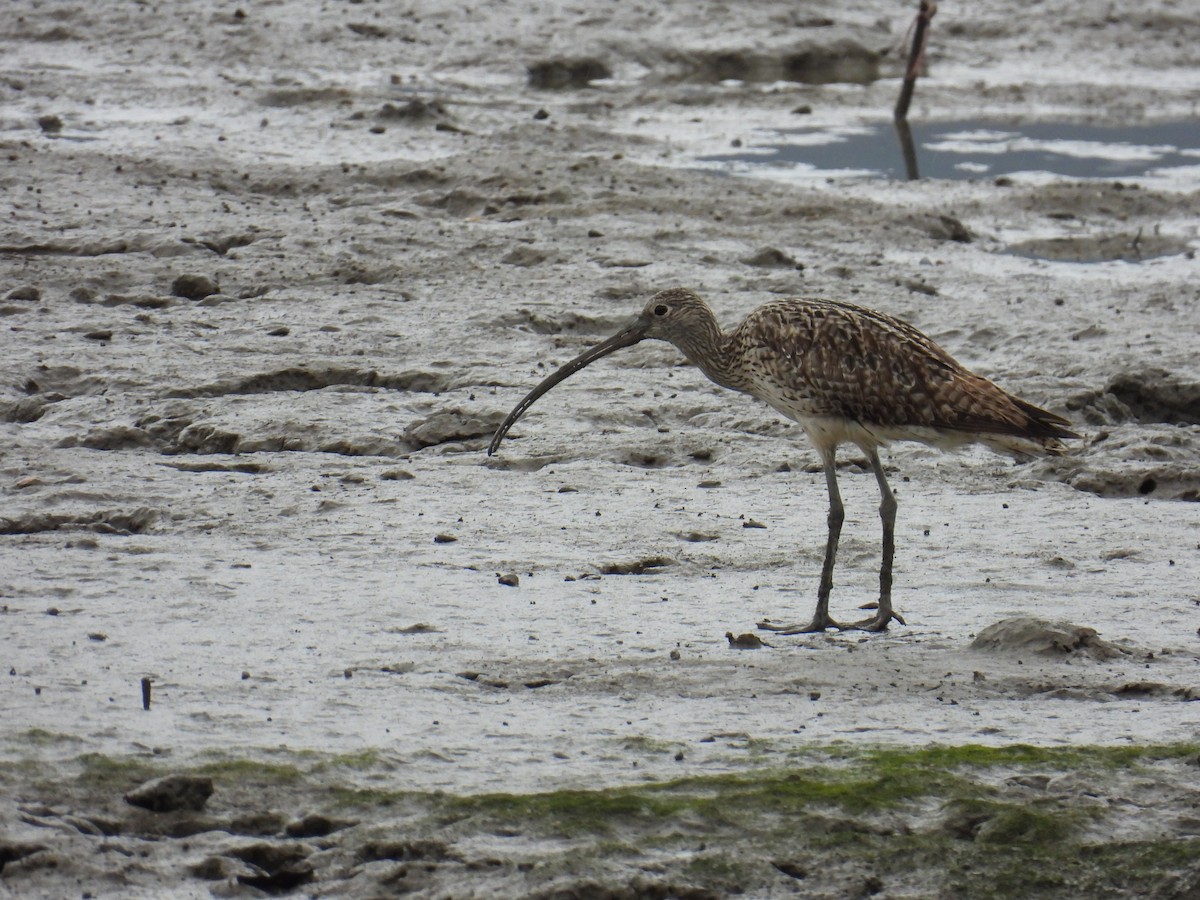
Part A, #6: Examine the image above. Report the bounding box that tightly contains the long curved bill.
[488,318,649,456]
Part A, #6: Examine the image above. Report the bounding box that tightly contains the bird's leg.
[759,449,846,634]
[852,448,906,631]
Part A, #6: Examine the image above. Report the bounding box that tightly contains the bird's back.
[731,298,1077,456]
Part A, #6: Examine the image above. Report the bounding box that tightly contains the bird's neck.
[674,322,751,393]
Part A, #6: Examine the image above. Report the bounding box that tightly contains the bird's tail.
[986,396,1080,458]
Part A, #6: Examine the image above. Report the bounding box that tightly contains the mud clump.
[227,842,315,892]
[1007,232,1190,263]
[599,556,674,575]
[971,617,1129,660]
[741,246,800,268]
[1,393,65,423]
[0,508,158,536]
[6,285,41,302]
[527,57,612,89]
[663,40,879,84]
[376,99,450,123]
[170,273,219,300]
[1099,369,1200,426]
[125,774,214,813]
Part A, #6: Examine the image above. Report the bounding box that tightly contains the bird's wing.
[739,299,1068,440]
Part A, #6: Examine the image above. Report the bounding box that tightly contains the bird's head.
[487,287,714,456]
[637,287,715,345]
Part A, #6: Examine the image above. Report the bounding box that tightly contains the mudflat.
[2,1,1198,896]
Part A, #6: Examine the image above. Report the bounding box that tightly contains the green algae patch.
[447,784,691,835]
[4,742,1199,897]
[74,752,163,791]
[8,728,87,748]
[857,742,1200,772]
[192,757,305,785]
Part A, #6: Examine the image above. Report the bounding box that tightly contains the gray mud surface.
[2,1,1199,897]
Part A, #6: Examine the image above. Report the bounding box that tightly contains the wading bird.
[488,287,1078,633]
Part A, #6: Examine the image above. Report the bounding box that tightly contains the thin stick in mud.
[894,0,937,122]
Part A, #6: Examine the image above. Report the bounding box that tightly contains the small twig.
[1130,226,1144,256]
[894,0,937,122]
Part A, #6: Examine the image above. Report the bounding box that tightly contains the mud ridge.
[0,508,158,536]
[166,367,462,398]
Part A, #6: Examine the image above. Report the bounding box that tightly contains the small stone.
[84,330,113,342]
[170,274,219,300]
[125,774,214,812]
[37,115,63,134]
[498,573,519,587]
[433,533,458,543]
[266,326,289,336]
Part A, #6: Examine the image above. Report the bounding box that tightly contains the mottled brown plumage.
[489,287,1079,633]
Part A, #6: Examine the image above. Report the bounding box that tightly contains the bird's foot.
[849,606,906,632]
[757,616,845,635]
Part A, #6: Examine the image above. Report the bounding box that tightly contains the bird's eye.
[653,304,668,317]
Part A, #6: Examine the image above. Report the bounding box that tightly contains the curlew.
[488,287,1078,633]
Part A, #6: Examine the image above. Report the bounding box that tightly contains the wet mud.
[2,0,1199,896]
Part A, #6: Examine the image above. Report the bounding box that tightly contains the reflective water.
[702,119,1199,180]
